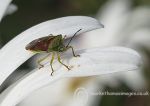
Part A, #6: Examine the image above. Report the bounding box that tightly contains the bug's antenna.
[66,29,82,47]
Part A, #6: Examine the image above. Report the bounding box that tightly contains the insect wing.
[26,36,55,52]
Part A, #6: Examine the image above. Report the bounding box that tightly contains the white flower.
[0,16,103,85]
[0,1,142,106]
[16,0,150,106]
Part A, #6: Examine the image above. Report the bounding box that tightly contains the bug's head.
[58,46,65,52]
[58,43,69,52]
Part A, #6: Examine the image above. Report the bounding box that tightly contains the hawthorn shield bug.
[26,29,81,75]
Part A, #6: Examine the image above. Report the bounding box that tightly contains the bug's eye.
[59,47,64,52]
[60,48,63,51]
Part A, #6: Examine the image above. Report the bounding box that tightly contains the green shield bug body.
[26,29,81,75]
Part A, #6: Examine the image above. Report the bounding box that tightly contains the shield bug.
[25,29,81,75]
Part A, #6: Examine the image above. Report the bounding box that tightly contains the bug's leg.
[68,46,80,57]
[57,53,70,70]
[50,52,55,76]
[37,53,51,69]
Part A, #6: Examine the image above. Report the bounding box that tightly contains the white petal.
[0,16,103,85]
[0,47,141,106]
[64,47,141,77]
[0,0,12,22]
